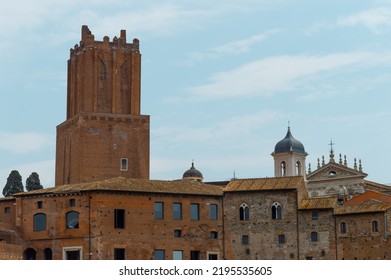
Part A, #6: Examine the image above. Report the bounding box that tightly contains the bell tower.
[271,127,307,178]
[55,25,150,185]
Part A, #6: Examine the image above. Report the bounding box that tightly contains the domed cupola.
[274,127,305,154]
[272,127,308,178]
[182,161,204,182]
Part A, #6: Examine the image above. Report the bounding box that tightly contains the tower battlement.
[70,25,139,56]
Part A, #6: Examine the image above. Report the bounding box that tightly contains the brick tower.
[55,25,149,185]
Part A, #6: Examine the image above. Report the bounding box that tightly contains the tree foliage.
[26,172,43,191]
[2,170,24,197]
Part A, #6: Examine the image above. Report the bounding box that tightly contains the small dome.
[182,162,203,182]
[274,127,305,154]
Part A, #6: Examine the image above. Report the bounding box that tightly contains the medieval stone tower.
[55,25,150,186]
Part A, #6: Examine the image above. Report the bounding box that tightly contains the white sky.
[0,0,391,190]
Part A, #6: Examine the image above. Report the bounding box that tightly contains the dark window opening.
[242,235,249,245]
[114,209,125,229]
[114,248,126,260]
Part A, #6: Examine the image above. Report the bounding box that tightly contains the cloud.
[183,29,281,65]
[336,7,391,34]
[186,51,386,100]
[0,131,55,154]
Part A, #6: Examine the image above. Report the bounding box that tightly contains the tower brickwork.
[55,25,149,185]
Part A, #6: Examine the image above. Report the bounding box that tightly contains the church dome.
[274,127,305,154]
[182,162,203,182]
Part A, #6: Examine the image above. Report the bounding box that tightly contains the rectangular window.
[209,204,218,220]
[242,235,249,245]
[278,234,286,244]
[155,202,164,220]
[190,251,200,260]
[37,201,43,209]
[4,207,10,214]
[174,230,182,238]
[154,249,165,260]
[114,209,125,229]
[120,158,128,171]
[210,231,218,239]
[114,248,125,260]
[311,211,318,220]
[173,250,183,260]
[69,199,75,207]
[173,203,182,220]
[190,203,199,221]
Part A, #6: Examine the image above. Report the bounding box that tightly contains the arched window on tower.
[239,203,250,221]
[296,161,301,176]
[272,202,282,220]
[280,162,286,177]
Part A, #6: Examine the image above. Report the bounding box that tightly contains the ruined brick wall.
[298,209,336,259]
[335,211,391,259]
[223,190,299,260]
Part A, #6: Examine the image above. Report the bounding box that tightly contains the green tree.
[2,170,24,197]
[26,172,43,191]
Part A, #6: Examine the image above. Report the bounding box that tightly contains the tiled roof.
[334,204,391,215]
[223,176,305,192]
[343,190,391,206]
[13,177,223,197]
[299,197,337,209]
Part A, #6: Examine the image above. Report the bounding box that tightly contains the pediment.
[307,162,367,182]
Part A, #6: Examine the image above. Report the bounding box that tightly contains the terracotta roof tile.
[13,177,223,197]
[334,204,391,215]
[299,197,337,209]
[223,176,306,192]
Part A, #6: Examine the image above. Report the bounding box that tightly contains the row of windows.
[154,249,219,260]
[34,211,79,231]
[240,232,319,245]
[339,221,379,234]
[280,161,302,176]
[174,229,218,239]
[154,202,218,221]
[239,202,282,221]
[34,199,76,210]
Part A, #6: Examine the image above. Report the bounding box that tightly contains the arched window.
[66,211,80,229]
[33,213,46,231]
[280,162,286,177]
[372,221,379,233]
[239,203,250,221]
[296,161,301,176]
[23,248,36,260]
[310,231,318,242]
[272,202,282,220]
[43,248,53,260]
[340,222,347,234]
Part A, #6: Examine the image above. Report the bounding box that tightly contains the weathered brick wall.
[56,113,150,185]
[336,211,391,259]
[223,190,299,260]
[18,191,223,260]
[298,209,336,259]
[0,242,22,260]
[90,192,223,260]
